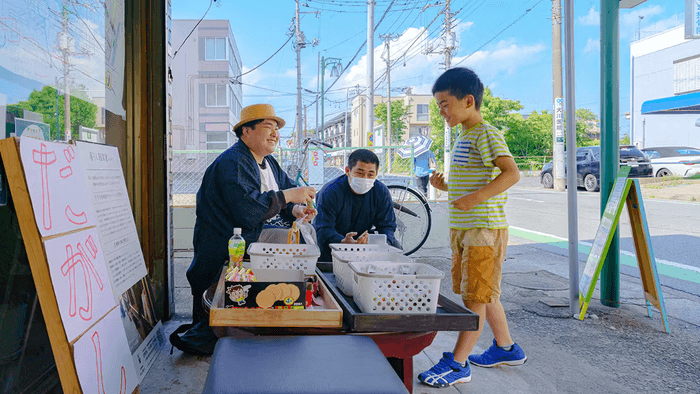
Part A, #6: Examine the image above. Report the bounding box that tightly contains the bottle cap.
[233,228,242,235]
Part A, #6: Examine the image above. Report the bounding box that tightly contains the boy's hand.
[451,193,478,212]
[430,172,448,191]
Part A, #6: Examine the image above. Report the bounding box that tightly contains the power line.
[173,0,214,59]
[453,0,544,67]
[232,34,293,81]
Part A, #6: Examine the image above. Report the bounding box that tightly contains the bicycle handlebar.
[303,138,333,149]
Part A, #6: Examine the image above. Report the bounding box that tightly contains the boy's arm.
[452,156,520,212]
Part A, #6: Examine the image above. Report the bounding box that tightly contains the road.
[423,176,700,298]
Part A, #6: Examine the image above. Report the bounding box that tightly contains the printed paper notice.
[19,137,97,237]
[43,228,117,342]
[76,141,147,299]
[73,307,138,394]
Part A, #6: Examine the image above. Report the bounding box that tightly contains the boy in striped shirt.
[418,68,527,388]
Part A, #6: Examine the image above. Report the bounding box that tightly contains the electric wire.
[173,0,214,59]
[452,0,544,67]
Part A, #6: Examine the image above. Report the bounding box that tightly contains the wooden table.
[204,264,479,394]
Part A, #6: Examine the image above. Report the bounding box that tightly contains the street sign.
[578,166,669,333]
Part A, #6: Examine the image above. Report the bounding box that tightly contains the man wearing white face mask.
[314,149,400,261]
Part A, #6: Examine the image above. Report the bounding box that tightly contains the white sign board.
[73,307,139,394]
[307,148,325,185]
[20,136,97,237]
[76,141,148,298]
[43,228,117,342]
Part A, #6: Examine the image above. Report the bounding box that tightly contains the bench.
[202,335,409,394]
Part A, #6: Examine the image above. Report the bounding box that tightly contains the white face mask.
[348,175,375,194]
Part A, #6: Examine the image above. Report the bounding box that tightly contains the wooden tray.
[316,267,479,332]
[209,270,343,328]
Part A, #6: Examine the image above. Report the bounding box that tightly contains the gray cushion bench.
[202,335,409,394]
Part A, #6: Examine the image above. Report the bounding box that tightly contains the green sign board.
[579,166,669,332]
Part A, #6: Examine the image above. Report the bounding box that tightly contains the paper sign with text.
[19,136,97,237]
[43,228,117,342]
[76,141,147,298]
[73,307,138,394]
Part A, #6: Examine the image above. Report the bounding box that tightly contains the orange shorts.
[450,228,508,304]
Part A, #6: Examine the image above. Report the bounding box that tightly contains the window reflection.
[1,0,126,392]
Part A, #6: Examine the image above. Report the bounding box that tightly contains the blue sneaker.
[418,352,471,388]
[468,339,527,368]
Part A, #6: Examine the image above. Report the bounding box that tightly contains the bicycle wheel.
[386,185,431,256]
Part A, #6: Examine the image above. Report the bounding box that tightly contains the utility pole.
[295,0,304,147]
[443,0,455,177]
[552,0,565,191]
[316,52,320,138]
[379,34,399,148]
[366,0,375,147]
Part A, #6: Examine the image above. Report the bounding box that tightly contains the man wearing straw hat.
[184,103,316,331]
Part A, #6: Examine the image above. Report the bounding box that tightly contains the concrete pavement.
[141,238,700,393]
[142,177,700,393]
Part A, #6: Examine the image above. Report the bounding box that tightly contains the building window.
[206,84,228,107]
[205,37,227,60]
[205,122,233,150]
[417,104,428,121]
[674,55,700,95]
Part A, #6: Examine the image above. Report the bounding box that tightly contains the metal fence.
[171,146,416,206]
[171,148,550,206]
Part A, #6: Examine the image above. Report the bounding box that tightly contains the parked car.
[540,145,652,192]
[640,146,700,178]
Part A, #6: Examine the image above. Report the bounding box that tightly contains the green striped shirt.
[448,122,512,229]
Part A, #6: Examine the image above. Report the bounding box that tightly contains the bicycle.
[385,183,432,256]
[285,139,432,256]
[285,137,333,187]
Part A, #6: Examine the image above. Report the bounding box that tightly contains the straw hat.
[233,104,286,133]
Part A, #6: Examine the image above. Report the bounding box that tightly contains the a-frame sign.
[578,166,669,333]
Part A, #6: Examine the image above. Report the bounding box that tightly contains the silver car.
[640,146,700,178]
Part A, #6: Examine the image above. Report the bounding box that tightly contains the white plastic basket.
[331,251,410,296]
[348,261,444,314]
[248,243,320,275]
[329,243,402,254]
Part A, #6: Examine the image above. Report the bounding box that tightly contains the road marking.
[509,196,545,203]
[509,226,700,285]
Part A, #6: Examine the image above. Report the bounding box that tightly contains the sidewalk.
[141,234,700,393]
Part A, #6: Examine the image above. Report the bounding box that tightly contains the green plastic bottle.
[228,228,245,269]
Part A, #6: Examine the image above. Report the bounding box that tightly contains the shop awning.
[641,91,700,114]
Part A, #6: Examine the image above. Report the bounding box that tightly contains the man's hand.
[292,205,317,223]
[430,172,448,191]
[451,193,478,212]
[283,187,316,204]
[340,230,369,244]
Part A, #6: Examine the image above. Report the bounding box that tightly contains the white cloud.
[583,38,599,55]
[452,39,547,80]
[579,7,599,26]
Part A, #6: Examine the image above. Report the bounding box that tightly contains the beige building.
[349,90,432,148]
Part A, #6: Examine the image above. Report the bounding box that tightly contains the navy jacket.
[186,141,296,292]
[314,175,399,262]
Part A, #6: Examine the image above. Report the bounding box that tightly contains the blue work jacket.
[314,175,399,262]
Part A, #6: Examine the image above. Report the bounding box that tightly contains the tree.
[481,87,523,130]
[374,100,411,144]
[15,86,97,140]
[620,134,630,145]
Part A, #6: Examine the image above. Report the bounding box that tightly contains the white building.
[630,25,700,148]
[171,20,243,152]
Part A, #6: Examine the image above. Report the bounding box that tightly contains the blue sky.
[172,0,686,141]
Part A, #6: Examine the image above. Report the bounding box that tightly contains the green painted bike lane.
[509,227,700,285]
